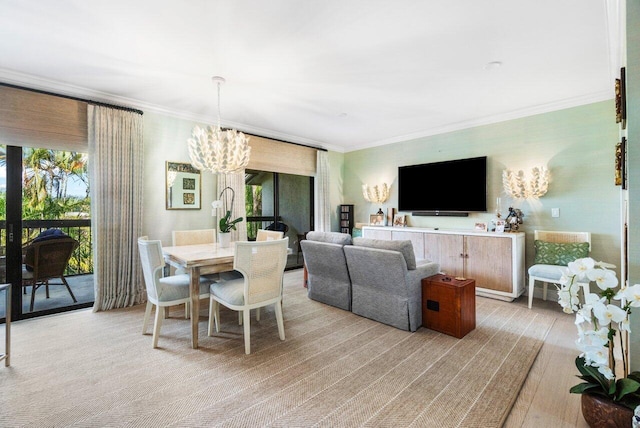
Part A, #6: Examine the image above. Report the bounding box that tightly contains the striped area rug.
[0,269,554,427]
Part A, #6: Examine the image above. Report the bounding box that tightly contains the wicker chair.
[208,238,289,354]
[22,237,79,312]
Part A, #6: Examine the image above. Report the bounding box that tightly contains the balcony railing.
[0,219,93,276]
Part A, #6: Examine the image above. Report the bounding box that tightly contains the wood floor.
[505,294,589,427]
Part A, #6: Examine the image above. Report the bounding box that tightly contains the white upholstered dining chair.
[256,229,284,241]
[527,230,591,309]
[208,237,289,354]
[138,236,213,348]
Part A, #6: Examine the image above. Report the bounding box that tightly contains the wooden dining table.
[162,242,235,349]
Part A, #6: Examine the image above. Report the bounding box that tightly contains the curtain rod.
[0,82,144,115]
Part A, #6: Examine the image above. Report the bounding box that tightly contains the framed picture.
[495,219,506,233]
[474,222,488,232]
[615,67,627,129]
[166,161,201,210]
[393,214,406,227]
[369,214,384,226]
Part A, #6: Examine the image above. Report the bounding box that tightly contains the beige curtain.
[315,151,331,232]
[217,171,247,242]
[88,105,145,311]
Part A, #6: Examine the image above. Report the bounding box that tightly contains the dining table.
[162,242,235,349]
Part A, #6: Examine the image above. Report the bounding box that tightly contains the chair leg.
[243,309,251,354]
[45,280,50,299]
[528,277,535,309]
[275,301,285,341]
[256,307,261,321]
[239,311,242,325]
[214,302,220,333]
[542,282,548,301]
[185,302,189,319]
[207,298,215,336]
[142,301,153,334]
[30,282,38,312]
[152,306,164,348]
[61,277,77,303]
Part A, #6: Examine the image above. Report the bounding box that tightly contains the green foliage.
[219,210,243,233]
[571,356,640,409]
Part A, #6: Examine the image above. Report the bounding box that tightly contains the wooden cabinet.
[362,226,525,301]
[339,204,354,235]
[422,274,476,338]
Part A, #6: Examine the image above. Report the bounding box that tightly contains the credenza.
[361,226,525,302]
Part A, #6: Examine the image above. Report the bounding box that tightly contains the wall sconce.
[502,166,550,199]
[362,183,389,203]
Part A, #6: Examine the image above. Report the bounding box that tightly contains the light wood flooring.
[505,294,589,427]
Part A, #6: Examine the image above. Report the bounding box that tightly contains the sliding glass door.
[2,145,93,321]
[245,170,313,269]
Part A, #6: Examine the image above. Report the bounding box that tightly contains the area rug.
[0,270,554,427]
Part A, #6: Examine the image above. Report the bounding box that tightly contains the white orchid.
[592,301,627,326]
[616,283,640,308]
[568,258,595,279]
[587,268,618,290]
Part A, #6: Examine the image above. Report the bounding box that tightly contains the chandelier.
[188,76,251,174]
[502,166,550,199]
[362,183,390,203]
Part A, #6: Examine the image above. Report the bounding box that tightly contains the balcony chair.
[138,236,213,348]
[265,221,289,234]
[208,237,289,354]
[528,230,591,309]
[22,236,79,312]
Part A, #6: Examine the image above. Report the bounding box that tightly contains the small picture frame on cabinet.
[369,214,384,226]
[474,222,488,232]
[393,214,406,227]
[495,219,506,233]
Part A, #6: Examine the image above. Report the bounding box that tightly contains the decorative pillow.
[533,240,589,266]
[353,237,417,270]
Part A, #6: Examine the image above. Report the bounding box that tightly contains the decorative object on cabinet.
[393,214,406,227]
[474,222,488,232]
[386,207,396,227]
[505,207,524,231]
[187,76,251,174]
[369,213,384,226]
[502,166,550,199]
[166,161,201,210]
[339,204,354,235]
[362,183,389,203]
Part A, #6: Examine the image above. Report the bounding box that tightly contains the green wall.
[344,100,621,273]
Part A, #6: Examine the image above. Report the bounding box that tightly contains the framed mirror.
[166,161,201,210]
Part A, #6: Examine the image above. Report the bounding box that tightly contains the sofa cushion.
[306,231,352,246]
[533,240,589,266]
[352,237,417,270]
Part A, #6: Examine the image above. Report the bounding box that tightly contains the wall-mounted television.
[398,156,487,215]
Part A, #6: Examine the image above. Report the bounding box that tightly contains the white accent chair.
[138,236,213,348]
[527,230,591,309]
[208,237,289,354]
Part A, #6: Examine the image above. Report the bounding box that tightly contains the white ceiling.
[0,0,622,153]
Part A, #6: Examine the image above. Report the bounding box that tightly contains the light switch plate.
[551,208,560,218]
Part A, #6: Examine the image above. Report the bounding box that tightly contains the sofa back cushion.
[306,231,352,246]
[352,237,417,270]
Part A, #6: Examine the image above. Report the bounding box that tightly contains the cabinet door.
[392,230,425,260]
[362,228,392,240]
[424,233,464,277]
[464,235,512,292]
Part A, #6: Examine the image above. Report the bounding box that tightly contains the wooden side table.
[422,274,476,338]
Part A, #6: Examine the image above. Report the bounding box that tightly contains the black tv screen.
[398,156,487,213]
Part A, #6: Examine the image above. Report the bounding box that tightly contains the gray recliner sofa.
[301,231,353,310]
[301,232,440,331]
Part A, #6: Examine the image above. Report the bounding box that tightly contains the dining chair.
[256,229,284,241]
[208,237,289,354]
[138,236,213,348]
[22,236,79,312]
[528,230,592,309]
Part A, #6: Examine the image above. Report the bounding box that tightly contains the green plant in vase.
[219,210,243,233]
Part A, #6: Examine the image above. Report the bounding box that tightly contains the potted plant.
[218,210,242,248]
[556,257,640,425]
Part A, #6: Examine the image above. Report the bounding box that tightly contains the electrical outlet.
[551,208,560,218]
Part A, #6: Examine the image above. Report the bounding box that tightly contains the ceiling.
[0,0,622,153]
